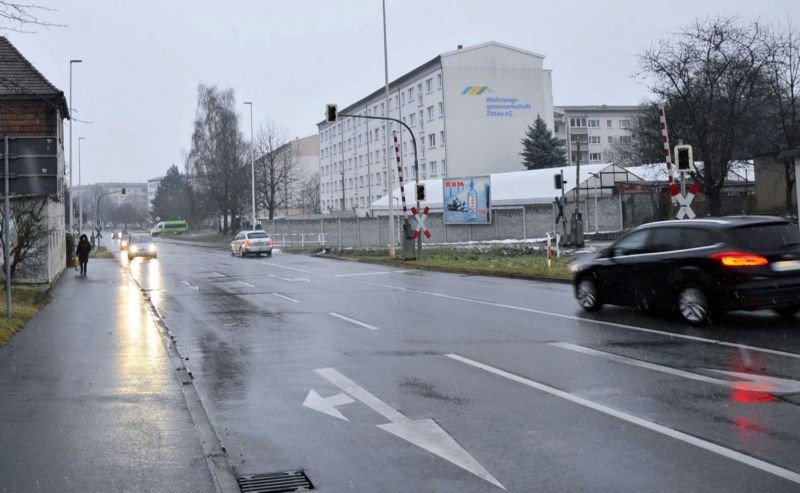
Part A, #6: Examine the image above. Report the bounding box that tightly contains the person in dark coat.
[75,234,92,276]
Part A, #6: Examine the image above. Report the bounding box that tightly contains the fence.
[262,196,622,248]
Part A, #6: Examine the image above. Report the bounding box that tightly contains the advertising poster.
[442,175,491,224]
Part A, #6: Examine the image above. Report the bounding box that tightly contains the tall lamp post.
[68,59,82,231]
[78,137,86,233]
[382,0,394,256]
[243,101,256,229]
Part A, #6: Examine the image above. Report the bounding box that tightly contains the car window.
[680,228,718,249]
[131,235,151,243]
[611,230,651,256]
[646,228,683,253]
[247,232,268,239]
[728,223,800,250]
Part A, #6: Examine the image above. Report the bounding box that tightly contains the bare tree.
[605,103,665,166]
[763,22,800,213]
[253,121,299,220]
[0,196,54,280]
[188,84,248,232]
[639,17,773,215]
[300,172,321,214]
[0,1,61,32]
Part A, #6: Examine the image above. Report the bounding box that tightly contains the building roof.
[0,36,69,117]
[555,105,640,113]
[625,162,755,183]
[370,164,635,209]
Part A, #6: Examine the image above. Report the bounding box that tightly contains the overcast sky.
[6,0,799,184]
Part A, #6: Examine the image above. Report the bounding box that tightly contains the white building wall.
[441,43,553,178]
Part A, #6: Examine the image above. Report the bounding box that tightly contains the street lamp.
[382,0,395,256]
[243,101,256,229]
[78,137,86,233]
[69,59,82,230]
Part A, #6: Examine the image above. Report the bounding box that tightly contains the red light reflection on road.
[731,382,778,403]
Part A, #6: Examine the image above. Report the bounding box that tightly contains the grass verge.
[0,284,52,347]
[286,246,574,281]
[173,233,230,244]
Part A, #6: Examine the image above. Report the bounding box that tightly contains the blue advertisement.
[442,175,491,224]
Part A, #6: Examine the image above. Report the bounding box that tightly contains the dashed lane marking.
[329,312,379,331]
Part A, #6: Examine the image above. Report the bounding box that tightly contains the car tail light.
[243,240,250,247]
[710,251,768,267]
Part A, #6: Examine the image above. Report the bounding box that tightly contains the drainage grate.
[237,470,314,493]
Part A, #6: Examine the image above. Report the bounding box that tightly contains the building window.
[417,84,422,101]
[608,136,613,144]
[409,87,414,101]
[569,117,587,128]
[590,153,602,161]
[606,119,613,128]
[428,133,436,147]
[619,135,632,143]
[588,136,601,144]
[588,119,600,128]
[438,102,443,117]
[619,119,631,129]
[439,131,444,145]
[401,92,405,105]
[431,161,438,175]
[427,106,434,120]
[437,73,442,89]
[426,78,433,93]
[410,113,415,125]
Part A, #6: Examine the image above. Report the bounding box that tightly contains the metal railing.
[272,233,327,248]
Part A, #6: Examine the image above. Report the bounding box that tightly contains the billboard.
[443,175,491,224]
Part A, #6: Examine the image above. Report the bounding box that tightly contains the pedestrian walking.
[76,234,92,276]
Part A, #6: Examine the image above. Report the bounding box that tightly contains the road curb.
[113,248,240,493]
[312,252,572,285]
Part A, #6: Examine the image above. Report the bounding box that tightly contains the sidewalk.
[0,260,217,492]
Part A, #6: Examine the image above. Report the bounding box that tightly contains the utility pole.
[68,59,82,232]
[382,0,395,256]
[78,137,85,233]
[4,136,11,318]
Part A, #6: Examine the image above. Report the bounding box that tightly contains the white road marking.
[235,281,256,288]
[446,353,800,486]
[268,274,311,283]
[705,370,800,395]
[335,270,413,278]
[254,260,314,274]
[313,368,505,489]
[302,390,354,421]
[329,312,379,331]
[347,278,800,360]
[272,293,299,303]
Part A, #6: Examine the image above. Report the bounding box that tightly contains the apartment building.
[317,41,554,213]
[553,105,639,164]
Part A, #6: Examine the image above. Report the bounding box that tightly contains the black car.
[570,216,800,325]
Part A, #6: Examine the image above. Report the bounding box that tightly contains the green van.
[150,220,188,236]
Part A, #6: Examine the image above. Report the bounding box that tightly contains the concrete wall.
[264,196,622,248]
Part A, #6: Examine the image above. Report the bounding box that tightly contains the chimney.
[457,45,463,50]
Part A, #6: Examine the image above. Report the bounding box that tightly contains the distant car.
[128,233,157,259]
[569,216,800,325]
[119,233,130,250]
[230,230,273,258]
[112,231,121,240]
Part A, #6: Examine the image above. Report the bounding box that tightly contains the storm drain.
[237,470,314,492]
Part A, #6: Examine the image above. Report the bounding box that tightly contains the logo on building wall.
[461,86,491,95]
[461,85,532,118]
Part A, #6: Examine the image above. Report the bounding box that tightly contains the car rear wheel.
[576,277,602,312]
[239,248,246,258]
[677,285,710,326]
[774,304,800,318]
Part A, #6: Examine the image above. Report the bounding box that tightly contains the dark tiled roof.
[0,36,68,116]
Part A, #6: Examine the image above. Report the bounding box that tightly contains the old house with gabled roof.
[0,36,68,282]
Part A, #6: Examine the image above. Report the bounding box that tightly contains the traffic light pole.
[338,112,421,258]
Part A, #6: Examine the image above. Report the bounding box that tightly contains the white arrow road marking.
[446,353,800,486]
[313,367,505,490]
[329,312,380,331]
[303,390,354,421]
[272,293,300,303]
[549,342,800,395]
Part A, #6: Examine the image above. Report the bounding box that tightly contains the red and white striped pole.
[658,105,680,201]
[392,132,409,219]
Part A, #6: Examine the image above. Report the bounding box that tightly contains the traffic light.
[553,173,563,190]
[326,104,338,122]
[675,145,694,172]
[121,187,126,195]
[416,183,426,201]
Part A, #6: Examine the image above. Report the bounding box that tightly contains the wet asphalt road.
[122,238,800,492]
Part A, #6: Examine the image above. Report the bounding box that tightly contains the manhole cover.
[237,470,314,493]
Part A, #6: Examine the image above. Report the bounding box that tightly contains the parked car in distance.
[128,234,158,259]
[569,216,800,325]
[112,231,121,239]
[119,232,131,250]
[230,230,273,257]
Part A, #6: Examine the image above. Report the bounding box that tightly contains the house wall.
[0,99,59,135]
